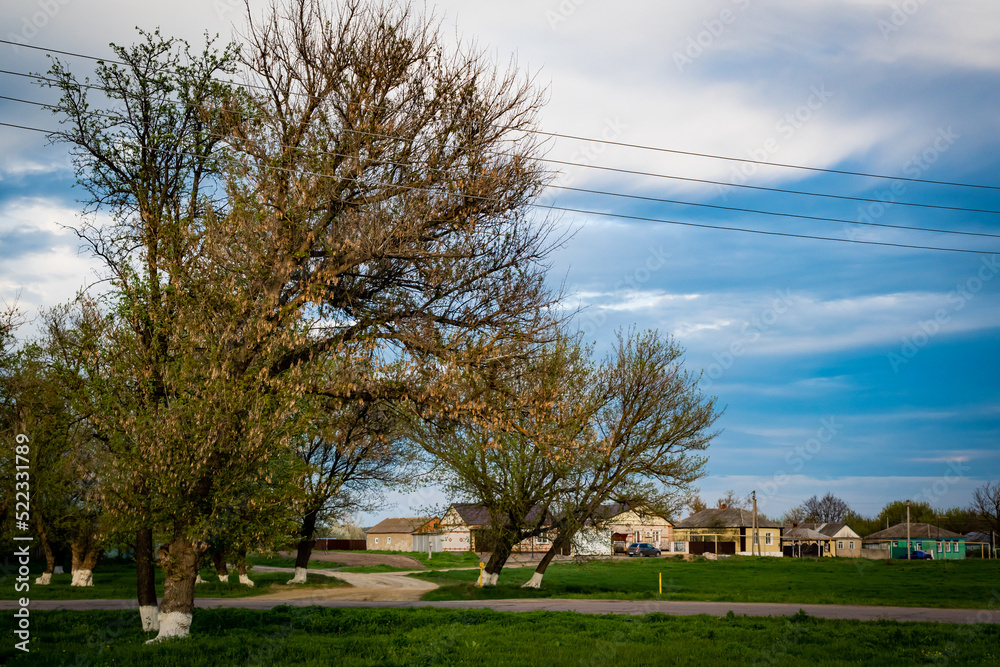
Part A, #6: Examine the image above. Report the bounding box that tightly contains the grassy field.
[0,561,344,601]
[414,555,1000,609]
[3,606,998,666]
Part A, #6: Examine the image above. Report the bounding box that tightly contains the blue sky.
[1,0,998,523]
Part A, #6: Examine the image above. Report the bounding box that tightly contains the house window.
[387,537,392,545]
[937,542,943,552]
[947,542,952,552]
[892,541,898,547]
[915,542,922,550]
[849,541,855,550]
[837,541,844,550]
[765,532,772,546]
[374,537,379,544]
[753,534,758,545]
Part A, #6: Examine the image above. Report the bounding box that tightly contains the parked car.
[626,542,661,557]
[897,550,934,560]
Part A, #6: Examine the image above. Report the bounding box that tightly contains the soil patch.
[277,550,426,569]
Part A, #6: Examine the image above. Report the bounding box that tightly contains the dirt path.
[231,566,438,602]
[277,551,426,569]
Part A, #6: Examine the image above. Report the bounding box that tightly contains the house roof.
[782,527,831,541]
[791,522,860,538]
[864,522,963,540]
[675,507,781,530]
[588,502,672,525]
[367,517,434,534]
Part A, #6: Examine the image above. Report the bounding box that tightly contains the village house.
[365,517,434,551]
[673,507,783,556]
[433,503,555,554]
[782,522,862,557]
[863,522,966,559]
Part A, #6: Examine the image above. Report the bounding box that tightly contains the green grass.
[415,555,1000,608]
[3,606,998,665]
[359,549,483,569]
[0,561,345,601]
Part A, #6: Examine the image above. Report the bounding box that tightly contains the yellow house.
[673,507,783,556]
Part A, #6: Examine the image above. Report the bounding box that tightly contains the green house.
[863,522,966,559]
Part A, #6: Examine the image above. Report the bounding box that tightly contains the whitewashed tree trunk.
[70,569,93,587]
[479,571,499,587]
[218,573,229,583]
[238,573,255,587]
[286,567,308,584]
[521,572,544,589]
[35,572,52,585]
[139,606,160,632]
[53,566,65,574]
[146,611,192,643]
[195,574,208,584]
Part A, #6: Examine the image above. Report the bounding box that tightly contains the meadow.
[414,555,1000,608]
[2,606,998,666]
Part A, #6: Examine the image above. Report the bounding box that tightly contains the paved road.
[4,597,997,624]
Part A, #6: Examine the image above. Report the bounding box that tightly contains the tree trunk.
[237,549,254,587]
[522,532,569,589]
[136,527,159,631]
[35,515,55,585]
[210,549,230,582]
[481,536,516,587]
[70,533,101,586]
[289,510,319,584]
[147,530,198,643]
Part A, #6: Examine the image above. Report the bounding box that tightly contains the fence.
[314,538,366,551]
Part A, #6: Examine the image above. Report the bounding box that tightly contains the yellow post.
[478,561,485,586]
[659,572,662,595]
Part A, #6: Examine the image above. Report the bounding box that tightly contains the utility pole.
[906,499,911,560]
[752,491,759,556]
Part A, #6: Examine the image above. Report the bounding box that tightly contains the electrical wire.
[1,119,995,256]
[0,75,1000,217]
[3,92,999,240]
[4,37,998,193]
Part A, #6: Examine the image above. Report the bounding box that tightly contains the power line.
[532,130,1000,192]
[4,38,999,194]
[3,92,998,240]
[0,74,1000,218]
[1,120,995,256]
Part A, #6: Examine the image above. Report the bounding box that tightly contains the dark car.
[897,550,934,560]
[626,542,661,557]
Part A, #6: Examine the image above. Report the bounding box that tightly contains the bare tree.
[523,329,719,589]
[780,505,807,526]
[717,490,747,510]
[802,493,850,523]
[970,481,1000,538]
[687,494,708,514]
